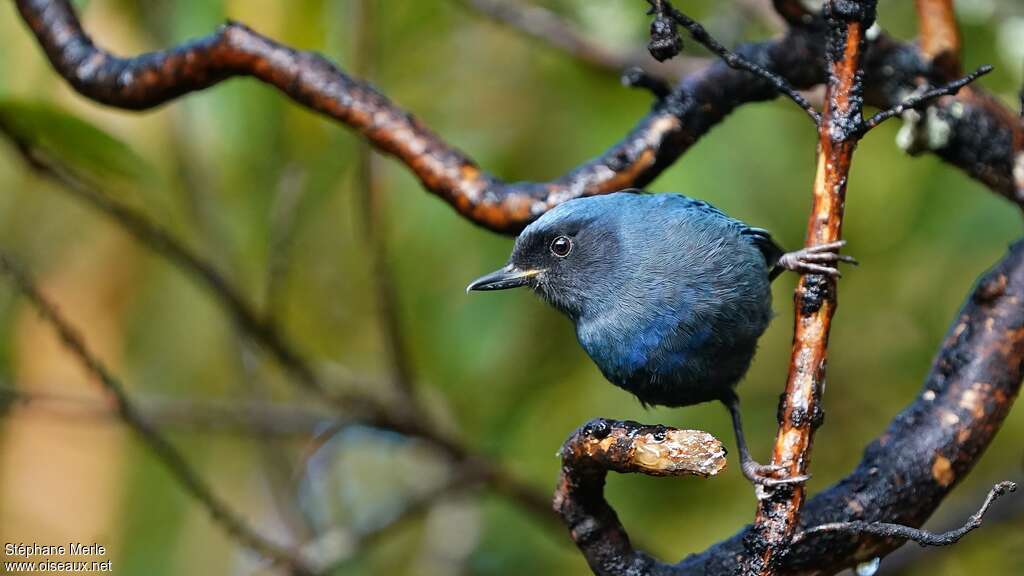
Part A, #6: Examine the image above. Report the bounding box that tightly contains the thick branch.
[678,238,1024,574]
[13,1,1023,231]
[553,419,726,576]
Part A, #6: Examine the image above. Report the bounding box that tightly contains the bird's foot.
[778,240,858,277]
[742,460,810,488]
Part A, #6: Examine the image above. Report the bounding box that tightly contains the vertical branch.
[914,0,961,78]
[745,1,876,573]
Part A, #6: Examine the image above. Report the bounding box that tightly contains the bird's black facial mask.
[466,206,614,322]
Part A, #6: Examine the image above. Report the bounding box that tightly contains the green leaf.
[0,99,151,182]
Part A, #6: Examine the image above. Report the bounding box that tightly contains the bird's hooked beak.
[466,264,542,292]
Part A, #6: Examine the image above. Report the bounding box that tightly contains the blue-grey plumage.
[467,190,853,485]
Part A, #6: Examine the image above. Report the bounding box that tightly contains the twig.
[0,384,340,437]
[792,481,1017,547]
[915,0,962,78]
[0,253,314,576]
[553,418,726,576]
[454,0,705,83]
[745,2,875,573]
[0,124,331,398]
[861,65,992,134]
[876,476,1024,573]
[0,114,558,535]
[621,67,673,100]
[647,0,821,123]
[680,239,1024,573]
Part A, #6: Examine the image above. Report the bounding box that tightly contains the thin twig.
[0,119,558,533]
[0,124,330,397]
[454,0,705,83]
[861,65,992,134]
[792,482,1017,546]
[0,384,339,437]
[648,0,821,123]
[0,253,313,575]
[876,476,1024,573]
[621,66,673,100]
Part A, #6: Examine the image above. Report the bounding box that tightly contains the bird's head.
[466,194,627,320]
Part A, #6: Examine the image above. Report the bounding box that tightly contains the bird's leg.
[776,240,858,277]
[722,392,809,488]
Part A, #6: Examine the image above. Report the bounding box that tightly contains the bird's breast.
[576,312,702,383]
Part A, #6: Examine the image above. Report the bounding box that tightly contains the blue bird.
[467,190,854,485]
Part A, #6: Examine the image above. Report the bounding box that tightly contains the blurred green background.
[0,1,1022,575]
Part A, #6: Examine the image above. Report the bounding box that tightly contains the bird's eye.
[550,235,572,257]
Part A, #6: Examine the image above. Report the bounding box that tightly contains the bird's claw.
[778,240,858,278]
[742,461,810,488]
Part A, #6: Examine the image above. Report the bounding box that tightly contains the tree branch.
[12,0,1023,232]
[648,0,821,123]
[552,418,727,576]
[0,384,339,437]
[453,0,706,84]
[791,481,1017,547]
[678,238,1024,574]
[861,65,992,134]
[914,0,961,78]
[0,254,314,576]
[745,2,875,573]
[0,112,558,536]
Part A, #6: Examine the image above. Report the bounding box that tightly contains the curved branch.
[12,0,827,233]
[553,419,726,576]
[13,1,1023,231]
[677,238,1024,574]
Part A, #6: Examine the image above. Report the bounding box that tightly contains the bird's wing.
[740,227,787,280]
